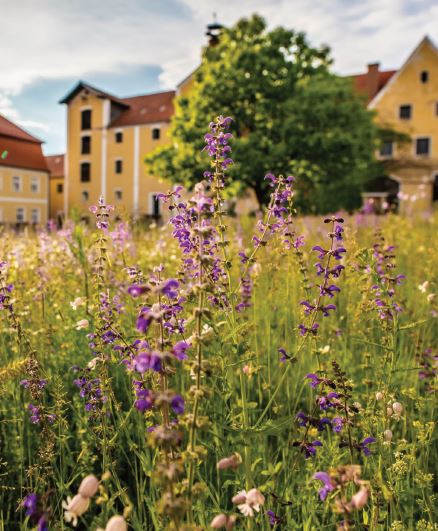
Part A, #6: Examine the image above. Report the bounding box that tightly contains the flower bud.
[384,429,393,442]
[375,392,383,401]
[105,515,127,531]
[78,474,99,498]
[350,486,369,510]
[392,402,403,416]
[231,492,246,505]
[211,514,228,528]
[66,493,90,517]
[217,453,241,471]
[386,407,393,417]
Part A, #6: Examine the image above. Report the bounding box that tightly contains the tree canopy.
[146,14,382,213]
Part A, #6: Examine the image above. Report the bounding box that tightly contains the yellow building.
[45,154,65,222]
[366,36,438,214]
[0,114,49,225]
[60,82,175,221]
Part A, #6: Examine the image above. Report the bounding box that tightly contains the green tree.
[146,14,381,213]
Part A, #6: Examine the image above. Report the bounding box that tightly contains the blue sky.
[1,0,437,154]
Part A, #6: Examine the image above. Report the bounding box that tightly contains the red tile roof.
[349,69,396,102]
[0,135,48,172]
[110,90,175,127]
[0,114,43,143]
[45,154,65,178]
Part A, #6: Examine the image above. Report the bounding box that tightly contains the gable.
[369,37,438,110]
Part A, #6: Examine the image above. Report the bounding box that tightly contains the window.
[81,190,89,202]
[150,193,161,218]
[81,135,91,154]
[81,109,92,130]
[80,162,91,182]
[56,183,63,194]
[115,131,123,143]
[31,208,40,224]
[416,137,430,156]
[114,189,122,201]
[115,159,123,174]
[12,175,22,192]
[16,208,25,223]
[152,128,160,140]
[433,174,438,202]
[380,141,393,157]
[420,70,429,83]
[30,176,40,193]
[399,105,412,120]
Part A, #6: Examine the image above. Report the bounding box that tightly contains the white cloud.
[0,0,437,103]
[1,0,437,98]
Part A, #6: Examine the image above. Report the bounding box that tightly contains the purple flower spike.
[332,247,346,260]
[128,284,149,297]
[305,373,321,388]
[312,245,328,260]
[171,395,185,414]
[172,340,190,360]
[22,493,38,517]
[313,472,335,501]
[359,437,376,456]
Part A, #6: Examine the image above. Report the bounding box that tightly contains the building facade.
[353,37,438,214]
[45,154,65,221]
[60,82,175,221]
[0,115,49,225]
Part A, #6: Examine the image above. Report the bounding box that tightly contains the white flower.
[62,494,90,526]
[70,297,86,310]
[105,515,128,531]
[418,281,429,293]
[233,488,265,517]
[427,293,436,303]
[75,319,89,330]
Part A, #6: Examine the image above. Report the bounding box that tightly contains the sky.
[1,0,437,154]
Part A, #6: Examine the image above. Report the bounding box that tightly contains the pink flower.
[233,488,265,517]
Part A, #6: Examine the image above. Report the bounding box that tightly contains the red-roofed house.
[60,81,175,219]
[0,114,49,224]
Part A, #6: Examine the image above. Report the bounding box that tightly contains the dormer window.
[420,70,429,83]
[81,109,92,130]
[399,105,412,120]
[152,128,160,140]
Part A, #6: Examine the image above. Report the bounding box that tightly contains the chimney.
[366,63,380,100]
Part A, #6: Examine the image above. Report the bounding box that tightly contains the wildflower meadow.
[0,117,437,530]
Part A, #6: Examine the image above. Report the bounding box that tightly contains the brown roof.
[0,114,43,143]
[110,90,175,127]
[59,81,129,108]
[45,154,65,178]
[349,66,396,102]
[0,135,48,172]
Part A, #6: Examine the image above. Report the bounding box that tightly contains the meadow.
[0,117,437,530]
